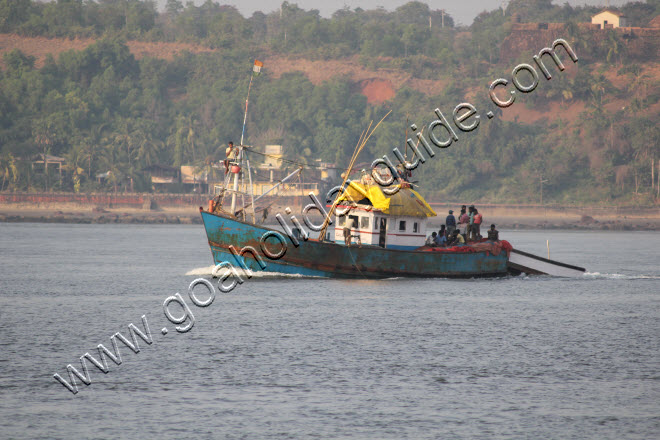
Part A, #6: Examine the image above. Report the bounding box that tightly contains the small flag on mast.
[253,60,263,76]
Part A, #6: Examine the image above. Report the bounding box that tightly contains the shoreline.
[2,204,660,230]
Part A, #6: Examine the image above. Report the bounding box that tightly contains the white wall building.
[591,10,628,29]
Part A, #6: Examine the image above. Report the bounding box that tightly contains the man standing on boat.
[472,208,483,240]
[467,206,475,242]
[446,210,456,236]
[458,206,469,241]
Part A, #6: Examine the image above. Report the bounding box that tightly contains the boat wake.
[583,272,660,280]
[184,268,660,281]
[185,266,321,279]
[185,266,217,276]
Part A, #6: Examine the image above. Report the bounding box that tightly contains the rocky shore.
[0,207,202,224]
[0,212,202,224]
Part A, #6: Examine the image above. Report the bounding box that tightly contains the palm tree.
[588,74,609,110]
[34,125,54,192]
[170,115,200,166]
[564,20,580,43]
[0,153,19,191]
[81,123,109,179]
[605,30,625,66]
[136,131,164,167]
[563,21,588,68]
[113,119,137,167]
[99,143,122,193]
[64,144,86,193]
[183,115,199,163]
[186,118,197,163]
[627,67,650,108]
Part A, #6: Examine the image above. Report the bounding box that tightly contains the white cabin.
[329,183,436,251]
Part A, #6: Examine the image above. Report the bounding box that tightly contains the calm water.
[0,223,659,439]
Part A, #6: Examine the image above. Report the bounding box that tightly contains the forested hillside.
[1,0,659,204]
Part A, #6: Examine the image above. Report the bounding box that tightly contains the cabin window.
[360,217,369,229]
[338,216,346,227]
[399,220,406,231]
[413,222,419,233]
[374,216,379,230]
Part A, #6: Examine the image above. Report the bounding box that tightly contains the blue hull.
[200,211,509,279]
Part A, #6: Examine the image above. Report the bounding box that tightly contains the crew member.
[467,206,475,241]
[471,207,482,241]
[458,206,469,241]
[435,227,447,246]
[448,229,465,246]
[487,224,499,241]
[224,141,236,173]
[343,226,352,246]
[446,210,456,236]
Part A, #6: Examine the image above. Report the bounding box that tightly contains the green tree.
[0,152,19,191]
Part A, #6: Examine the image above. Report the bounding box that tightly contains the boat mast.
[230,147,241,215]
[232,64,255,216]
[245,148,256,223]
[318,111,392,240]
[240,75,253,147]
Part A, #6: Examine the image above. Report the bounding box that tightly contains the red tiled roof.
[648,15,660,28]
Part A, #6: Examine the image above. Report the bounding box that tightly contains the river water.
[0,223,658,439]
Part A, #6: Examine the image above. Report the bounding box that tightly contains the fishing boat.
[199,145,584,279]
[200,60,585,278]
[202,166,507,278]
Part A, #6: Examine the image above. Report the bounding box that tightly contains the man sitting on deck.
[224,141,236,174]
[435,226,447,246]
[447,229,465,246]
[487,224,499,242]
[426,231,437,246]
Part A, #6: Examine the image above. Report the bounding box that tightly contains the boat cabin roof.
[336,182,436,218]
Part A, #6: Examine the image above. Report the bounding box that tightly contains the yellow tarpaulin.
[337,182,436,218]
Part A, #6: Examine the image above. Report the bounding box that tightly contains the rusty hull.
[200,210,509,279]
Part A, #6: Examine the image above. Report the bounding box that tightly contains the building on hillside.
[211,144,327,198]
[181,165,208,193]
[315,159,337,181]
[262,144,283,168]
[500,12,660,62]
[592,10,628,29]
[253,144,321,196]
[144,164,179,192]
[31,154,65,176]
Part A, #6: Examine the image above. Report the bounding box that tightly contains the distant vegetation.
[1,0,659,205]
